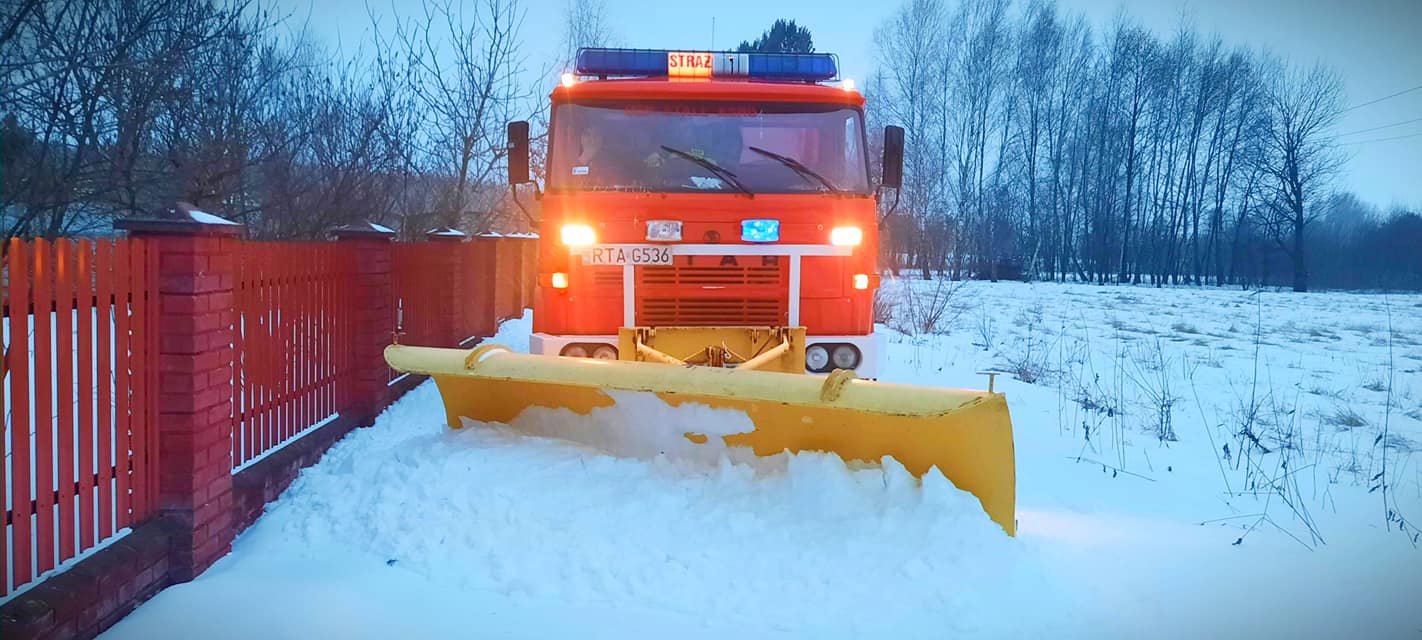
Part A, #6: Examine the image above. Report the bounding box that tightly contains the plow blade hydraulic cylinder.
[386,344,1017,535]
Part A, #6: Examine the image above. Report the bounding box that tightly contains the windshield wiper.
[659,145,753,196]
[747,146,841,193]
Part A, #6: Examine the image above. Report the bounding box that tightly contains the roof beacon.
[573,48,839,82]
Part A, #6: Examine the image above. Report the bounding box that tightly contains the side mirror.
[881,125,904,189]
[507,120,530,185]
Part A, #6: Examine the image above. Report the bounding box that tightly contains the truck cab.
[507,48,903,378]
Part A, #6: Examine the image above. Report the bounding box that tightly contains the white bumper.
[530,331,887,379]
[530,333,619,357]
[805,332,887,379]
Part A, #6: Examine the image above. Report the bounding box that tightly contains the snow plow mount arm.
[619,326,807,374]
[634,340,688,366]
[737,338,793,372]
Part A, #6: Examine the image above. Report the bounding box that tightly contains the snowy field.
[104,280,1422,639]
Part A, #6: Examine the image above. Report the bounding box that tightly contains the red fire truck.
[389,50,1016,533]
[506,48,905,378]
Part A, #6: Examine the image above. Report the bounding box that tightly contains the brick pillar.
[116,204,242,583]
[426,228,468,346]
[333,223,396,425]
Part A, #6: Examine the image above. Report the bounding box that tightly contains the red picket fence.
[392,237,535,351]
[2,238,157,597]
[2,230,537,607]
[232,243,359,470]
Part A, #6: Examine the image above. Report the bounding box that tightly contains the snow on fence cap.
[114,201,244,235]
[165,201,239,225]
[185,208,240,226]
[426,227,468,238]
[331,221,396,237]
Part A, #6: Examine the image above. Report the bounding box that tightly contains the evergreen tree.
[737,19,814,53]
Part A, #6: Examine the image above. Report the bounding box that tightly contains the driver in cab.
[569,124,632,188]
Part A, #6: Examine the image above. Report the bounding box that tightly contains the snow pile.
[102,290,1422,639]
[476,389,762,465]
[487,307,534,351]
[275,383,1057,635]
[106,379,1073,638]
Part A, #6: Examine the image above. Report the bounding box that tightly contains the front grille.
[636,260,787,326]
[638,297,785,326]
[640,264,784,286]
[591,268,622,288]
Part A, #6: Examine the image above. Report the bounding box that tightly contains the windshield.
[549,101,870,194]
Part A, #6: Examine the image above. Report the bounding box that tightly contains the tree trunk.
[1292,207,1308,292]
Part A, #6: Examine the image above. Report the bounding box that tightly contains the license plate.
[580,245,674,266]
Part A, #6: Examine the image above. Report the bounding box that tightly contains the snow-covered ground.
[104,281,1422,639]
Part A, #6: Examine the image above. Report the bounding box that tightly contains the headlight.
[831,344,861,370]
[561,224,595,246]
[561,344,589,358]
[830,226,862,246]
[592,345,618,360]
[805,344,830,372]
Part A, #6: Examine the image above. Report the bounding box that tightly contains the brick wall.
[0,521,170,640]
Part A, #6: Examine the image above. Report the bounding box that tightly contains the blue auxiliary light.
[741,219,780,243]
[574,48,838,82]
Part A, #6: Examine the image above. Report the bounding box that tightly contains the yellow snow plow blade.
[385,344,1017,535]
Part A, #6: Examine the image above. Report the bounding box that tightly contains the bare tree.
[873,0,953,277]
[864,0,1408,291]
[948,0,1011,280]
[1010,0,1063,279]
[1254,61,1345,292]
[1040,15,1093,281]
[559,0,618,70]
[0,0,249,239]
[0,0,439,241]
[379,0,531,234]
[4,0,1409,290]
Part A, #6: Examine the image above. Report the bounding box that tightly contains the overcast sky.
[292,0,1422,210]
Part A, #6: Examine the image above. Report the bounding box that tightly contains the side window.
[844,115,858,180]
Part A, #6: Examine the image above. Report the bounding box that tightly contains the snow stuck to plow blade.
[385,344,1017,535]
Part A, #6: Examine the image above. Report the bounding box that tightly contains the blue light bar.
[747,53,837,81]
[575,48,668,77]
[741,219,780,243]
[574,48,838,82]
